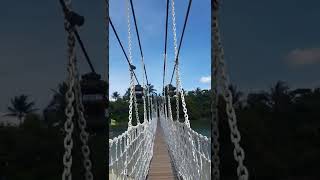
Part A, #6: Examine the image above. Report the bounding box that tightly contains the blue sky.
[109,0,211,96]
[0,0,319,112]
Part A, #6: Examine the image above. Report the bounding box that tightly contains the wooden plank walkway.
[147,121,176,180]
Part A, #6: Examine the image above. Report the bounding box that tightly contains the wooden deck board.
[147,121,176,180]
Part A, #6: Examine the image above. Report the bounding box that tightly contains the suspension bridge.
[58,0,249,179]
[108,0,213,178]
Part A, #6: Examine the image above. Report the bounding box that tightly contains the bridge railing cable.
[109,97,158,179]
[159,105,211,180]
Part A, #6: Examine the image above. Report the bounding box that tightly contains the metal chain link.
[212,8,221,180]
[147,85,151,121]
[133,91,140,124]
[171,0,190,127]
[164,95,168,119]
[128,72,134,127]
[62,14,94,180]
[170,0,180,123]
[73,59,94,180]
[127,0,134,128]
[126,0,140,127]
[141,56,147,123]
[170,1,200,178]
[61,2,96,179]
[176,64,190,127]
[167,86,173,121]
[143,91,147,122]
[215,10,249,180]
[62,14,75,180]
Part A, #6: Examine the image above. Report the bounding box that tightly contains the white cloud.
[286,48,320,65]
[199,76,211,84]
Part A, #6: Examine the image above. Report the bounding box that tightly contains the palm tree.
[123,88,131,101]
[112,91,120,101]
[5,94,37,123]
[228,84,243,109]
[43,82,68,126]
[147,84,157,95]
[269,81,291,112]
[164,84,176,97]
[195,87,202,96]
[47,82,68,113]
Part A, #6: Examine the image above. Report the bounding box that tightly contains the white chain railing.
[61,0,94,179]
[109,119,157,179]
[62,22,76,180]
[159,105,211,180]
[73,60,94,180]
[109,99,157,180]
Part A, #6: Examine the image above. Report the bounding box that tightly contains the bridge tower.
[80,72,108,133]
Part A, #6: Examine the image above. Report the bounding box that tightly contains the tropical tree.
[194,87,202,96]
[164,84,176,96]
[228,84,243,109]
[123,88,131,101]
[122,84,157,101]
[269,81,291,113]
[147,84,157,95]
[47,82,68,111]
[43,82,68,126]
[247,92,270,108]
[112,91,120,101]
[5,94,37,123]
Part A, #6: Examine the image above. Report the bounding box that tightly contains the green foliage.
[111,91,120,100]
[217,81,320,179]
[21,113,43,130]
[5,94,37,122]
[184,89,211,121]
[0,112,107,180]
[1,81,320,179]
[110,87,212,127]
[110,98,129,125]
[1,85,107,179]
[43,82,68,128]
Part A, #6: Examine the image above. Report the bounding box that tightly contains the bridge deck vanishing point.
[147,121,177,180]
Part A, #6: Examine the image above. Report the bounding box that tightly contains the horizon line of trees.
[2,80,320,126]
[1,80,320,179]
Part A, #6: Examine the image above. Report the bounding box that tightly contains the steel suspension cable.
[162,0,170,95]
[129,0,149,85]
[109,18,140,85]
[169,0,193,84]
[59,0,96,73]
